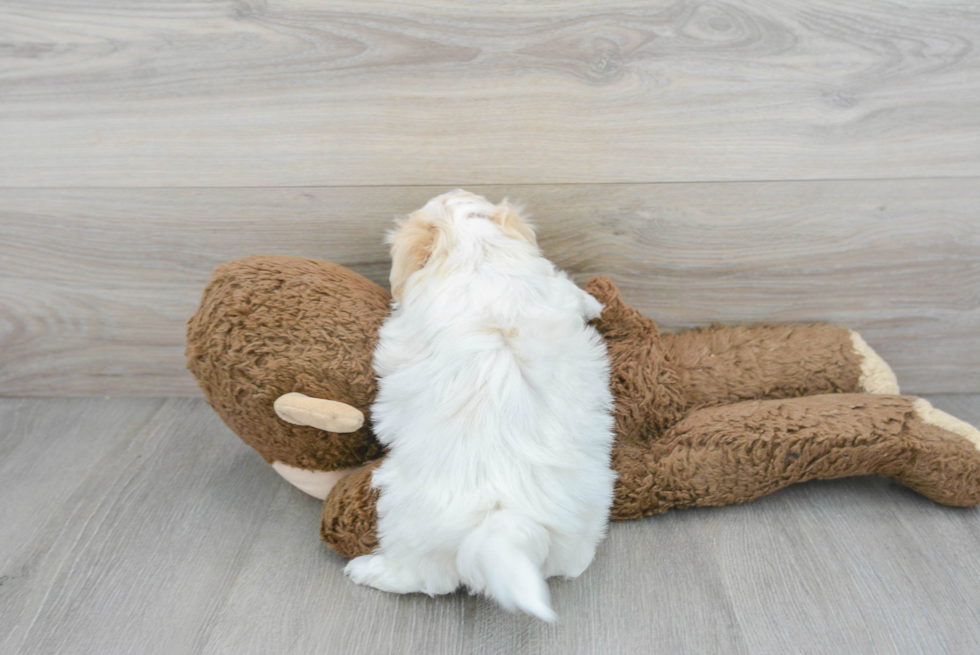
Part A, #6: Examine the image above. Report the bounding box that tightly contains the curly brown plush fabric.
[610,394,980,520]
[186,256,388,470]
[582,276,866,446]
[186,257,980,560]
[319,459,382,558]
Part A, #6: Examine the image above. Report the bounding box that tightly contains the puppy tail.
[457,509,555,622]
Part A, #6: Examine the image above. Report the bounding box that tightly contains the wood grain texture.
[2,180,977,396]
[1,0,979,187]
[2,395,980,654]
[0,397,166,641]
[0,398,280,655]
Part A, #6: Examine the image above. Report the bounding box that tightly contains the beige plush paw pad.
[272,462,356,500]
[849,331,900,394]
[274,392,365,433]
[913,398,980,452]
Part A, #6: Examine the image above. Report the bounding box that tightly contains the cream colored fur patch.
[914,398,980,452]
[849,331,900,394]
[272,462,355,500]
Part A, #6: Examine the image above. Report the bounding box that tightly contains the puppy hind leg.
[544,507,608,579]
[345,552,459,596]
[544,532,598,580]
[345,553,420,594]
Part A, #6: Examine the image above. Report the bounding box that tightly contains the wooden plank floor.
[2,395,980,655]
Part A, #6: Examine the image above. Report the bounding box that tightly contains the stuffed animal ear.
[491,200,537,246]
[387,208,452,301]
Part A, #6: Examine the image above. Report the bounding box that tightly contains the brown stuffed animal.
[186,255,980,559]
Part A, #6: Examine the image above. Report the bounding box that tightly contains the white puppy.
[344,190,616,621]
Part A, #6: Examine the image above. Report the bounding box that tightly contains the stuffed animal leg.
[661,323,899,406]
[612,393,980,519]
[581,276,899,440]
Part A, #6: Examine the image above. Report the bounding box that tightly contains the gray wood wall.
[2,1,978,396]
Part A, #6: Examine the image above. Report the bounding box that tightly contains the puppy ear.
[387,210,450,301]
[491,201,537,246]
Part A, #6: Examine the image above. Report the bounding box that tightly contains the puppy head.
[387,190,537,300]
[486,200,537,247]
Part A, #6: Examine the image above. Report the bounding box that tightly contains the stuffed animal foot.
[896,398,980,505]
[270,462,356,500]
[849,330,900,394]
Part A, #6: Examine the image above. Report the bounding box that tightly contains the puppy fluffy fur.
[344,190,616,621]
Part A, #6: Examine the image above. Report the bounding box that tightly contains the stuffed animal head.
[186,255,390,473]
